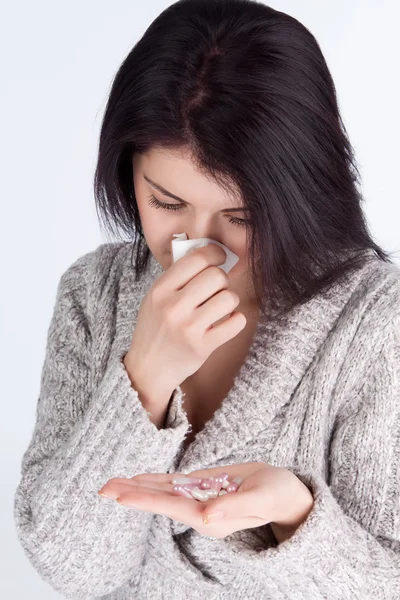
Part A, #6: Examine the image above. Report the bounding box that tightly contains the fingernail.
[203,510,225,524]
[98,490,111,498]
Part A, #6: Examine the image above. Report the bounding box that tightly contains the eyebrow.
[143,173,247,212]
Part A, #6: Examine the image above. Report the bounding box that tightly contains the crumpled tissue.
[171,233,239,274]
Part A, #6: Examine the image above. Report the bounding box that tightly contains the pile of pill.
[171,472,243,502]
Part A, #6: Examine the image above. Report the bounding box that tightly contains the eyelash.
[147,194,249,227]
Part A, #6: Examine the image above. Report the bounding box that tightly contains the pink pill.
[182,482,203,490]
[199,477,214,490]
[214,472,229,484]
[226,482,238,493]
[209,478,223,494]
[226,476,244,493]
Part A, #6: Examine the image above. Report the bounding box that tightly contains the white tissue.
[171,233,239,274]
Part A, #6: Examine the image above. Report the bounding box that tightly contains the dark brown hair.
[93,0,394,317]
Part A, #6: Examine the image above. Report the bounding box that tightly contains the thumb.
[202,488,258,524]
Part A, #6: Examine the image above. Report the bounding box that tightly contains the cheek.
[137,203,169,244]
[136,205,179,267]
[229,260,247,279]
[226,245,250,278]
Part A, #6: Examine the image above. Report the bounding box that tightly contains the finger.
[99,478,174,499]
[202,488,265,523]
[119,487,167,499]
[117,489,204,526]
[130,472,188,483]
[199,515,267,539]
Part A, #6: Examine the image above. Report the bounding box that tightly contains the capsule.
[172,477,203,485]
[172,485,195,499]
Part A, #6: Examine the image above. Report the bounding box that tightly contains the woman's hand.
[125,243,246,402]
[122,244,246,428]
[98,462,314,542]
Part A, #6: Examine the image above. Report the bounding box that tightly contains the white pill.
[191,487,211,502]
[205,489,218,499]
[172,477,202,485]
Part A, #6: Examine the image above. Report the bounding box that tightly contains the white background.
[1,1,399,597]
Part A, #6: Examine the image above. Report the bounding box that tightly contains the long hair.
[93,0,394,317]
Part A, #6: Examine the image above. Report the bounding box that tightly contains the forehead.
[133,148,242,203]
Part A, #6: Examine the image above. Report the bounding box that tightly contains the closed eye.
[146,194,249,227]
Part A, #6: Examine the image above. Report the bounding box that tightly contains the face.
[132,147,258,309]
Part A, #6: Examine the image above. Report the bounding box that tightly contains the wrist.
[270,521,300,544]
[123,352,172,401]
[122,353,175,429]
[270,487,314,544]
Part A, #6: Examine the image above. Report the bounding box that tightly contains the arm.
[13,251,190,600]
[226,316,400,599]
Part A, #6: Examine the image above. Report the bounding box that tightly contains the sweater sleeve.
[225,316,400,599]
[13,251,191,600]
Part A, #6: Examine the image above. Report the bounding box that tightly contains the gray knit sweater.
[14,242,400,599]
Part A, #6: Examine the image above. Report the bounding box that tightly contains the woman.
[14,0,400,598]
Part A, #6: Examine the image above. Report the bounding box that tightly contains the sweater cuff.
[163,384,189,430]
[265,466,356,560]
[225,467,367,595]
[119,354,189,435]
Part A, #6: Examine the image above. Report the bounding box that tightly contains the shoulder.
[59,241,129,284]
[56,241,132,317]
[330,255,400,379]
[330,257,400,419]
[346,254,400,331]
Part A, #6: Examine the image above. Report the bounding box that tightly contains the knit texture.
[14,242,400,599]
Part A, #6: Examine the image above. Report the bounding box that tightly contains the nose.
[185,228,220,242]
[181,212,222,241]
